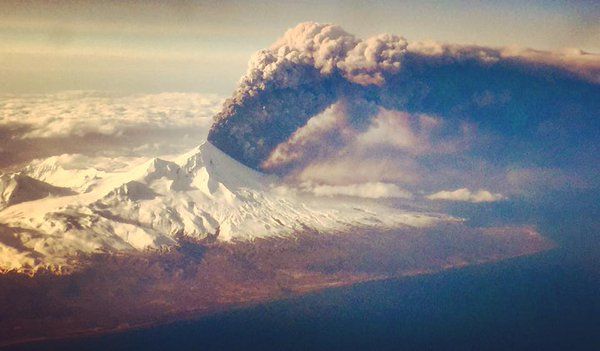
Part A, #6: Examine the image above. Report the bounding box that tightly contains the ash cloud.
[208,21,600,190]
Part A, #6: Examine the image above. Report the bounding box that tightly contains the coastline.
[1,244,557,350]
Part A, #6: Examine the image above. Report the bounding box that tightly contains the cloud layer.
[309,182,413,199]
[426,188,505,203]
[0,91,223,168]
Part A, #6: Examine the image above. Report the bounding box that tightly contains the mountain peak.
[0,173,75,210]
[0,142,450,273]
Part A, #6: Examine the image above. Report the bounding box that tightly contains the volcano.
[0,141,451,273]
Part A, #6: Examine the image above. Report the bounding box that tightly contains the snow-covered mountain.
[0,173,74,211]
[0,142,451,273]
[22,157,107,193]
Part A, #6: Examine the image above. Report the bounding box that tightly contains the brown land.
[0,224,554,347]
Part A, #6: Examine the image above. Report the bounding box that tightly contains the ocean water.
[8,248,598,351]
[7,192,600,351]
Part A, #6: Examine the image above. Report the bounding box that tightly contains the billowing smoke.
[208,22,600,193]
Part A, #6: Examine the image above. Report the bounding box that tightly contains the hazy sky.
[1,0,598,94]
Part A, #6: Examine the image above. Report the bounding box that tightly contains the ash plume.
[208,22,600,172]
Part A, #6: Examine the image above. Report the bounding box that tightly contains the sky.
[1,0,599,94]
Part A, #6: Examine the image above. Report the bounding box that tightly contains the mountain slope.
[0,142,451,273]
[0,173,75,210]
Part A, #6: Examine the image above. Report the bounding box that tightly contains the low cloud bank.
[426,188,505,203]
[310,182,413,199]
[0,92,223,168]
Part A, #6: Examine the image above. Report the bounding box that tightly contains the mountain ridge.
[0,141,450,273]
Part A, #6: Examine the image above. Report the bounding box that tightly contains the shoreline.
[0,247,558,349]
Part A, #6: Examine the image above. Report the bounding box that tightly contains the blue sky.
[1,0,598,94]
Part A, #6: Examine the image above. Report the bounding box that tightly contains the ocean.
[7,192,599,351]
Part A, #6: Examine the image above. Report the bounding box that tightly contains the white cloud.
[295,156,422,186]
[426,188,505,203]
[309,182,413,199]
[0,91,222,139]
[0,91,224,168]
